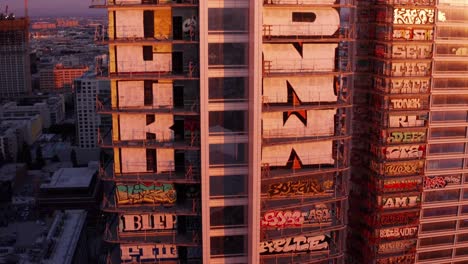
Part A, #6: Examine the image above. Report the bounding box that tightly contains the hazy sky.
[1,0,104,17]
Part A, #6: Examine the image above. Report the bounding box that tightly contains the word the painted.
[393,28,433,41]
[378,240,416,254]
[121,244,177,262]
[261,206,339,228]
[384,145,425,159]
[267,179,334,197]
[379,226,418,239]
[391,44,432,59]
[424,175,461,189]
[116,183,176,205]
[381,195,420,209]
[390,98,421,109]
[392,62,431,77]
[377,254,415,264]
[389,115,426,128]
[259,235,329,254]
[393,8,435,25]
[119,214,177,232]
[390,78,430,94]
[380,211,419,226]
[386,131,426,144]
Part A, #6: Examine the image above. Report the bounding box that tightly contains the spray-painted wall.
[115,10,143,38]
[118,114,174,141]
[262,141,334,166]
[263,109,336,138]
[119,148,174,173]
[263,8,340,36]
[263,44,337,72]
[263,76,337,103]
[117,81,173,108]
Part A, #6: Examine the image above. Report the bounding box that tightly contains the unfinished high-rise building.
[92,0,354,263]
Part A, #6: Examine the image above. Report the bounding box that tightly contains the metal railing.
[102,60,199,79]
[263,58,351,74]
[91,0,198,6]
[263,24,354,39]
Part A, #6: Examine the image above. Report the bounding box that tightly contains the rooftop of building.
[0,17,29,32]
[0,210,87,264]
[40,164,97,189]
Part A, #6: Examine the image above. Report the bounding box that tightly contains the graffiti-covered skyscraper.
[92,0,354,263]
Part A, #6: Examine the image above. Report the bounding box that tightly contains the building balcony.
[263,59,352,76]
[95,26,199,44]
[263,25,355,42]
[263,0,355,6]
[99,161,200,183]
[102,193,200,215]
[97,99,199,115]
[103,220,200,246]
[98,129,200,150]
[90,0,198,8]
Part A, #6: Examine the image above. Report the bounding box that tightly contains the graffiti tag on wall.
[377,254,415,264]
[381,195,420,209]
[378,240,416,254]
[390,78,430,94]
[379,211,419,226]
[121,244,177,262]
[424,175,461,189]
[116,183,176,205]
[391,62,431,77]
[390,98,422,109]
[259,235,330,254]
[393,28,433,41]
[379,226,418,239]
[119,214,177,232]
[261,204,339,228]
[267,179,334,197]
[389,115,426,128]
[392,44,432,59]
[384,145,425,159]
[383,178,421,192]
[393,8,435,25]
[386,131,426,144]
[371,160,424,176]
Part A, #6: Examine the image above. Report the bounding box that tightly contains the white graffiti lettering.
[391,98,421,109]
[393,8,435,25]
[392,44,432,59]
[389,115,426,128]
[385,145,424,159]
[261,205,339,228]
[390,78,430,94]
[119,214,177,232]
[378,240,416,254]
[392,62,431,77]
[121,244,177,261]
[382,196,420,209]
[259,235,329,254]
[393,28,433,41]
[379,226,418,239]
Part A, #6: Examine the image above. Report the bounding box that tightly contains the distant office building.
[1,116,43,145]
[0,126,19,163]
[74,76,110,149]
[56,19,79,28]
[39,64,89,91]
[0,17,31,98]
[31,22,57,30]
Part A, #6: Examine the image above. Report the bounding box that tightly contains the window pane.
[418,249,452,261]
[209,111,247,134]
[209,143,248,165]
[208,43,248,66]
[427,159,464,170]
[420,235,454,247]
[433,78,468,90]
[431,127,466,138]
[433,94,468,106]
[210,206,246,227]
[429,143,465,154]
[423,206,458,218]
[209,77,248,100]
[421,221,456,233]
[424,189,460,203]
[210,235,245,256]
[210,175,247,197]
[432,111,467,122]
[292,12,317,22]
[208,8,248,31]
